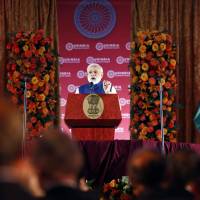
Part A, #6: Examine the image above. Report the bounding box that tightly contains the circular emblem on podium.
[74,0,116,39]
[83,94,104,119]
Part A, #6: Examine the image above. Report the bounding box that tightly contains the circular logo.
[83,94,104,119]
[96,42,103,51]
[65,43,73,51]
[125,42,130,50]
[67,84,76,93]
[77,70,86,79]
[119,98,127,106]
[74,0,116,39]
[60,98,67,107]
[86,56,94,64]
[116,56,124,64]
[59,57,64,64]
[107,70,115,78]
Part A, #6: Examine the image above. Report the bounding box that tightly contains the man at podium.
[75,63,116,94]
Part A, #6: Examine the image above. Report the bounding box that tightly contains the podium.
[64,94,122,140]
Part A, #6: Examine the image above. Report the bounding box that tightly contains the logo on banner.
[59,72,71,78]
[74,0,116,39]
[122,113,130,119]
[116,56,130,64]
[86,56,110,64]
[59,57,80,64]
[119,98,130,107]
[125,42,131,50]
[115,127,124,133]
[107,70,130,78]
[60,98,67,107]
[96,42,120,51]
[65,42,90,51]
[67,84,77,93]
[77,70,87,79]
[83,94,104,119]
[60,113,65,119]
[113,85,122,91]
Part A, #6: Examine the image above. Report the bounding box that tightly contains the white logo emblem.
[77,70,86,79]
[60,98,67,107]
[65,42,73,51]
[125,42,131,50]
[107,70,115,78]
[67,84,76,93]
[96,42,104,51]
[119,98,130,107]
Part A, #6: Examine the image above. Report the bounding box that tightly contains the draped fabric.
[79,140,200,186]
[131,0,200,143]
[0,0,59,124]
[0,0,58,95]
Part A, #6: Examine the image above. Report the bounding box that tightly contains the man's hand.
[103,80,112,94]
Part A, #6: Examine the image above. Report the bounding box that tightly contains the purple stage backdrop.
[57,0,131,139]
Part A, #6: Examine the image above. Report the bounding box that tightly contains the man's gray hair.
[87,63,103,74]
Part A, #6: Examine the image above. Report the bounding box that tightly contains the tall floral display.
[6,30,57,139]
[130,31,177,142]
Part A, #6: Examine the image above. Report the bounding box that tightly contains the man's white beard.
[87,75,102,85]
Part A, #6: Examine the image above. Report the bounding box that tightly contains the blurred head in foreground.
[0,95,23,166]
[128,149,165,197]
[31,128,84,189]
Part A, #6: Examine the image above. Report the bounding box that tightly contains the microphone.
[89,82,94,88]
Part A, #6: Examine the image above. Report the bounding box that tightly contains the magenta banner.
[57,0,131,139]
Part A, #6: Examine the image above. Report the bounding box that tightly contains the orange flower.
[41,102,47,108]
[149,77,156,85]
[160,43,166,51]
[132,76,138,84]
[146,40,153,46]
[32,76,39,85]
[152,43,159,51]
[170,59,176,68]
[24,50,32,58]
[152,120,158,126]
[37,93,46,101]
[142,63,149,71]
[139,45,147,53]
[42,107,49,116]
[109,180,117,188]
[26,91,32,98]
[38,81,45,87]
[156,130,162,141]
[23,45,29,51]
[140,53,146,58]
[160,78,165,85]
[140,73,148,81]
[135,65,141,72]
[154,100,160,106]
[38,47,46,55]
[163,97,168,104]
[44,74,50,82]
[148,126,154,133]
[164,82,171,89]
[31,117,37,123]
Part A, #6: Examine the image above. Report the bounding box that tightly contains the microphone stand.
[159,82,165,155]
[22,79,27,159]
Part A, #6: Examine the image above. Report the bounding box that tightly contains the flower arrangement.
[6,30,57,139]
[100,177,132,200]
[129,31,177,142]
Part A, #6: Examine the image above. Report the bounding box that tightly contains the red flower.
[24,50,32,58]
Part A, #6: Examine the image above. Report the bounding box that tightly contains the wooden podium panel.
[65,94,121,140]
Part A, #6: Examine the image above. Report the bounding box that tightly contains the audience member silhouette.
[31,128,98,200]
[0,96,36,200]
